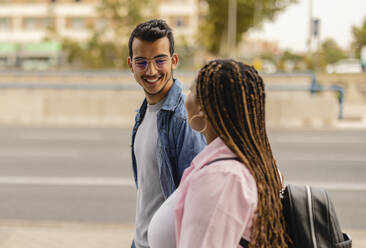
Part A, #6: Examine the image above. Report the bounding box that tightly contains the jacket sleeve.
[176,170,257,248]
[174,117,206,183]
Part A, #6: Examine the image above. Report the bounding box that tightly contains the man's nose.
[146,61,157,75]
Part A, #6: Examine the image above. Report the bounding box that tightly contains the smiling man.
[127,19,206,248]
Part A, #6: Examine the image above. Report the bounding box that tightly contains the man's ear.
[171,53,178,69]
[127,57,134,73]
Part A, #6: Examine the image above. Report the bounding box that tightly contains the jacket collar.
[160,78,182,112]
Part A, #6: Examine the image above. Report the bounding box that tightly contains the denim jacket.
[131,79,206,199]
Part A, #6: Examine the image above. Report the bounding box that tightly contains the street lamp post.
[308,0,313,55]
[227,0,237,58]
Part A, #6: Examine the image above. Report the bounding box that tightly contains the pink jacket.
[174,137,258,248]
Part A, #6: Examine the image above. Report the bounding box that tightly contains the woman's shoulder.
[181,158,258,208]
[191,157,256,188]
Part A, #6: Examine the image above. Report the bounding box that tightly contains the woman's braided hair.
[195,59,288,247]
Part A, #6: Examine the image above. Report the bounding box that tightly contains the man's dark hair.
[128,19,174,58]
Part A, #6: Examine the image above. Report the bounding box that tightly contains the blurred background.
[0,0,365,247]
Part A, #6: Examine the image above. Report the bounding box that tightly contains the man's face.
[128,37,178,104]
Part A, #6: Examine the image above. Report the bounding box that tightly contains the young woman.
[148,59,288,248]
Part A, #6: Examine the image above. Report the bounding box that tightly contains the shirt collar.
[191,137,237,170]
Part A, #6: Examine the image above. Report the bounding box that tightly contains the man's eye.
[155,60,166,65]
[136,61,147,66]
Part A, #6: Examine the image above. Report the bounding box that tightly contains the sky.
[248,0,366,52]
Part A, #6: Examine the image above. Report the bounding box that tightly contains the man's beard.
[144,68,173,97]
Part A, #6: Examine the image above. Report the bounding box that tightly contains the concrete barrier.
[0,88,144,127]
[266,91,338,128]
[0,87,340,128]
[0,71,364,128]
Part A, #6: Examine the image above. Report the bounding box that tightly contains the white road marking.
[0,177,135,187]
[278,155,366,162]
[286,181,366,191]
[0,177,365,191]
[271,136,365,144]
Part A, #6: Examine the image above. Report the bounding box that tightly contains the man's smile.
[143,75,163,84]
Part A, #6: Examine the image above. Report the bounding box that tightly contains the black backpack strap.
[239,238,249,248]
[203,157,250,248]
[203,157,240,167]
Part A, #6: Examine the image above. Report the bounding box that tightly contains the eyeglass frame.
[132,55,171,72]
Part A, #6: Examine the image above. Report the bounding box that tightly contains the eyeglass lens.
[134,57,169,71]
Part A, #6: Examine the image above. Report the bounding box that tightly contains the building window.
[23,17,52,30]
[68,17,86,29]
[23,18,38,30]
[0,18,11,30]
[95,19,107,31]
[176,19,183,27]
[39,18,53,29]
[170,16,189,29]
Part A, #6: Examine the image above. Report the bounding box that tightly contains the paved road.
[0,127,365,230]
[270,129,366,229]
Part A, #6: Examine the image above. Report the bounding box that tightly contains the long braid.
[196,59,288,247]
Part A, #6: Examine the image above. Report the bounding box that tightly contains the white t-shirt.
[148,187,179,248]
[134,101,165,248]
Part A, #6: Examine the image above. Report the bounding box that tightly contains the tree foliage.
[277,49,306,71]
[62,0,157,69]
[320,38,347,65]
[200,0,297,55]
[351,17,366,58]
[281,49,303,61]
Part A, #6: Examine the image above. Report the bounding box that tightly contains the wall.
[0,72,364,128]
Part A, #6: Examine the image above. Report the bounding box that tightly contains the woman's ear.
[198,109,206,118]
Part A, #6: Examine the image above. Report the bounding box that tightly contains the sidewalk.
[0,220,365,248]
[0,220,134,248]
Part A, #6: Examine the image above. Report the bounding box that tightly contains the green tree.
[277,49,304,71]
[351,17,366,58]
[320,38,347,67]
[260,52,277,63]
[281,50,302,61]
[62,0,157,69]
[200,0,297,55]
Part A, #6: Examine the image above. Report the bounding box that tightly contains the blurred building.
[0,0,201,69]
[158,0,201,45]
[238,39,280,60]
